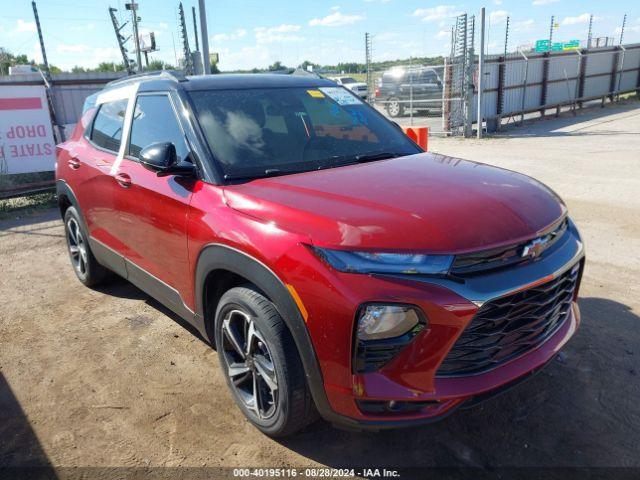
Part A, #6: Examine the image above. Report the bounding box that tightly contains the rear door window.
[90,99,128,153]
[128,95,189,162]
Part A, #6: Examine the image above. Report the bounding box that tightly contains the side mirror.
[139,142,196,178]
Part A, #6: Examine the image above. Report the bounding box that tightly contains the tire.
[215,286,317,437]
[386,97,405,118]
[63,206,110,287]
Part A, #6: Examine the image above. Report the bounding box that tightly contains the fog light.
[357,304,423,341]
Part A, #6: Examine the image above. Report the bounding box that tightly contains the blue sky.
[1,0,638,71]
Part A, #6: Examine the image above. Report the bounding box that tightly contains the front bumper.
[288,219,584,428]
[347,302,579,427]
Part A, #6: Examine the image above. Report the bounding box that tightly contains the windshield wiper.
[224,168,308,182]
[354,151,405,163]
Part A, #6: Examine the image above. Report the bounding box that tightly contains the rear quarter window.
[90,99,128,153]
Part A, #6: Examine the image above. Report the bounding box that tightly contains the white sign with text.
[0,85,56,174]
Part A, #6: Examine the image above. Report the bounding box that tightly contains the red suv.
[56,71,584,437]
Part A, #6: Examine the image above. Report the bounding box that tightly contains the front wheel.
[386,97,405,118]
[215,286,317,437]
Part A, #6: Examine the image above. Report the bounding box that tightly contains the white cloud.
[412,5,461,23]
[493,0,503,4]
[490,10,509,24]
[614,18,640,36]
[56,44,90,54]
[309,11,364,27]
[436,30,450,39]
[364,0,391,3]
[16,19,37,33]
[532,0,559,5]
[212,28,248,43]
[92,47,123,64]
[254,24,303,43]
[513,19,536,32]
[561,13,593,26]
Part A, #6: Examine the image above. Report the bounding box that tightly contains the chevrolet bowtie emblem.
[522,236,549,258]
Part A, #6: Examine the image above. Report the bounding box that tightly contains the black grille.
[451,219,568,276]
[437,263,581,377]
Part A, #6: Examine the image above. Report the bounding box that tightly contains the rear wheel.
[63,206,109,287]
[215,286,317,437]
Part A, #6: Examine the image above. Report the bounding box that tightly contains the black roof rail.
[106,70,187,87]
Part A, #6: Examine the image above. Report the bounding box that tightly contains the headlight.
[312,247,453,275]
[357,304,424,341]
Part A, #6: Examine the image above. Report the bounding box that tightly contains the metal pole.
[464,15,475,138]
[477,7,485,139]
[619,14,627,45]
[409,57,414,126]
[198,0,211,74]
[128,2,142,72]
[32,1,50,80]
[616,45,626,100]
[192,6,200,52]
[587,14,593,48]
[32,1,64,143]
[108,7,133,74]
[504,16,510,58]
[520,51,529,125]
[549,16,555,46]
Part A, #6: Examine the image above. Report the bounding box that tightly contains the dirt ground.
[1,100,639,476]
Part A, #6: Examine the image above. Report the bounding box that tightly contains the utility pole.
[504,16,510,57]
[464,15,475,138]
[178,2,193,74]
[549,15,555,46]
[192,6,200,52]
[32,1,64,142]
[126,2,142,72]
[587,14,593,48]
[619,14,627,45]
[198,0,211,74]
[365,33,373,103]
[477,7,485,139]
[109,7,133,74]
[32,1,51,81]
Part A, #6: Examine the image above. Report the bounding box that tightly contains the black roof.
[183,73,335,91]
[105,71,335,93]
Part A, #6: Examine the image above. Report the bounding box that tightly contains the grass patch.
[0,191,57,220]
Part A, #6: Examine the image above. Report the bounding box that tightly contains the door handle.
[115,172,132,188]
[68,158,81,170]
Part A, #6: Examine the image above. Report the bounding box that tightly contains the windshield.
[189,87,421,180]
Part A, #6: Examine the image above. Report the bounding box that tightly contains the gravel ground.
[1,100,639,476]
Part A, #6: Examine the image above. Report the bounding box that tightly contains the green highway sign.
[563,39,580,51]
[535,39,581,52]
[535,39,551,52]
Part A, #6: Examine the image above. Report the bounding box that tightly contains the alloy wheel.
[388,100,401,117]
[66,217,88,277]
[221,309,279,420]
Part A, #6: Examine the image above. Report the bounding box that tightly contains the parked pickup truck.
[375,66,444,117]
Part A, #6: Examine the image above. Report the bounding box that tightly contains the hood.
[223,153,566,253]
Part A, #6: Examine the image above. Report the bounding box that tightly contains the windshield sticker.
[319,87,363,106]
[306,89,325,98]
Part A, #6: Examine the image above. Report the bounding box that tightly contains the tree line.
[1,47,444,76]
